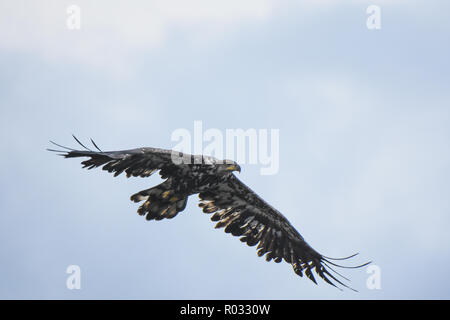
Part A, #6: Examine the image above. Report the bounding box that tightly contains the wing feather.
[48,137,177,178]
[199,174,367,290]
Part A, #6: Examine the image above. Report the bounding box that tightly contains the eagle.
[48,136,370,291]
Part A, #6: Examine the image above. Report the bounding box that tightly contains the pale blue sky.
[1,0,449,299]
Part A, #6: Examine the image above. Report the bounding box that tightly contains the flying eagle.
[48,136,370,291]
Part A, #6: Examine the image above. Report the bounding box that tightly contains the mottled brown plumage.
[48,136,370,290]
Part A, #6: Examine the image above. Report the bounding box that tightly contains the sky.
[1,0,449,299]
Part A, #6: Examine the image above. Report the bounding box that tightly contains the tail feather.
[131,183,188,221]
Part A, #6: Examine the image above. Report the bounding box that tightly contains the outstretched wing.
[47,136,180,178]
[199,174,369,290]
[48,137,203,221]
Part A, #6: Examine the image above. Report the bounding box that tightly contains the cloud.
[1,0,441,78]
[0,0,273,74]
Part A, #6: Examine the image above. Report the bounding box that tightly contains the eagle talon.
[162,190,172,199]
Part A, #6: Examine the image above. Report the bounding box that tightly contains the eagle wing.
[199,174,367,290]
[48,136,181,178]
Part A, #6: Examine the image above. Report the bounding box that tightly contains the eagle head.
[220,160,241,174]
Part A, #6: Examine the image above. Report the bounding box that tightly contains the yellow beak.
[226,164,241,173]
